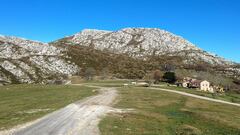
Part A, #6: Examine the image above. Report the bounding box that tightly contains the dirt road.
[150,87,240,107]
[1,87,117,135]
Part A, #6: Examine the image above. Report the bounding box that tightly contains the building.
[181,77,225,93]
[191,80,202,88]
[200,80,211,92]
[181,77,213,92]
[182,77,200,88]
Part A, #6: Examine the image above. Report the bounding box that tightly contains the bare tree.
[153,70,162,84]
[84,67,96,80]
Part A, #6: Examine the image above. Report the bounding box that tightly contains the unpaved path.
[0,87,117,135]
[150,87,240,107]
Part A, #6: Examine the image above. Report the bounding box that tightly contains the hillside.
[53,28,240,80]
[70,28,234,66]
[0,28,240,86]
[0,35,78,84]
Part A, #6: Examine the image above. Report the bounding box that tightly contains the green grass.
[0,84,97,130]
[154,85,240,104]
[99,87,240,135]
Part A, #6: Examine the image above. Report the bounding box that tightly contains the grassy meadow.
[0,84,97,130]
[99,87,240,135]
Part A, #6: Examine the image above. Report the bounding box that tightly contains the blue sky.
[0,0,239,62]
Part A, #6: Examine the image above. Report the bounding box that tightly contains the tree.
[84,67,96,80]
[153,70,162,84]
[163,72,176,84]
[100,67,109,80]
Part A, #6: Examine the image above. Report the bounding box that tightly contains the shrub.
[163,72,176,84]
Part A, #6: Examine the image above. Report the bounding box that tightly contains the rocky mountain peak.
[72,28,201,54]
[70,28,234,66]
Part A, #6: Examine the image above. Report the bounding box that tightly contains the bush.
[163,72,176,84]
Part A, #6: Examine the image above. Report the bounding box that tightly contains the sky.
[0,0,239,62]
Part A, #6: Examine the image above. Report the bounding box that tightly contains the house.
[200,80,211,92]
[180,77,226,93]
[200,80,210,91]
[181,77,213,92]
[182,77,199,88]
[191,80,202,88]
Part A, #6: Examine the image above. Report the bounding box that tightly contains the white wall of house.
[200,80,210,91]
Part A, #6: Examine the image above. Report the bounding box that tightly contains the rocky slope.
[0,28,239,84]
[54,28,239,79]
[0,35,78,84]
[70,28,234,66]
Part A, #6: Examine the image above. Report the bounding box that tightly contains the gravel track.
[0,87,117,135]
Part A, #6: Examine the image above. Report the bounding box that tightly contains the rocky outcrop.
[0,36,78,84]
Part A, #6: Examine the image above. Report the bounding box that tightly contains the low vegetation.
[0,84,97,130]
[99,87,240,135]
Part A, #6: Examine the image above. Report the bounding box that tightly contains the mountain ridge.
[0,28,239,85]
[68,28,235,66]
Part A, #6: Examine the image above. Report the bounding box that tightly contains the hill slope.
[0,28,240,84]
[53,28,240,80]
[70,28,234,66]
[0,36,78,84]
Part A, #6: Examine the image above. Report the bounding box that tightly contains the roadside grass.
[154,85,240,104]
[0,84,97,130]
[99,87,240,135]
